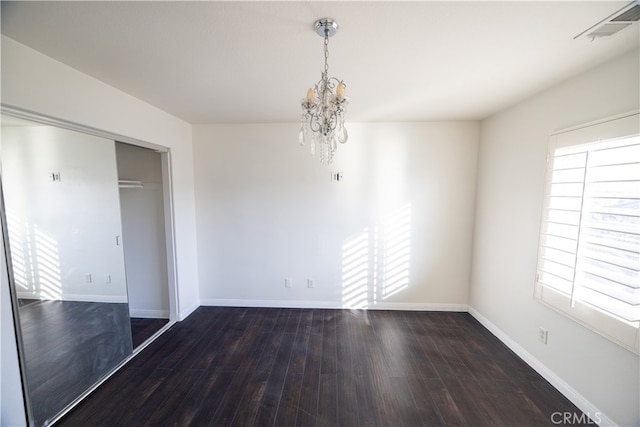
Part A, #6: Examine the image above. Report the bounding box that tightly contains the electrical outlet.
[538,327,548,344]
[285,278,292,288]
[85,273,92,283]
[307,279,314,288]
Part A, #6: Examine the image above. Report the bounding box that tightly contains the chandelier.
[299,18,349,165]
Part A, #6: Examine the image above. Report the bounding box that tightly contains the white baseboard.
[16,292,127,304]
[129,309,169,319]
[200,298,340,309]
[367,302,468,311]
[468,306,615,427]
[199,298,467,312]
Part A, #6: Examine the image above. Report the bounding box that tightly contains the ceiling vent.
[575,1,640,40]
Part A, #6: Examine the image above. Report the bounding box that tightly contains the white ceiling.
[1,1,638,124]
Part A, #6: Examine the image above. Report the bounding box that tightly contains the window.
[535,112,639,354]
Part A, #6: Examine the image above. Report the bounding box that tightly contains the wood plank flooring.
[58,307,591,426]
[131,317,170,349]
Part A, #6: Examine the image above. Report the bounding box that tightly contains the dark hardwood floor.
[131,317,170,349]
[58,307,591,426]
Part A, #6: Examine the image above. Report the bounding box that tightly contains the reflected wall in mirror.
[1,116,133,426]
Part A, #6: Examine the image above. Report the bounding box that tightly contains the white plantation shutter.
[535,112,640,354]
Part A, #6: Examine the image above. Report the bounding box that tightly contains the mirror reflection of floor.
[130,318,169,349]
[17,299,133,425]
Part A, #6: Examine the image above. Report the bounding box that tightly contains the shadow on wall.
[341,203,412,308]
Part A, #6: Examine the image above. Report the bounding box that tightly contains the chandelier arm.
[306,110,337,137]
[308,114,323,133]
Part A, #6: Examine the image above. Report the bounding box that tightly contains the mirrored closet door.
[1,115,134,426]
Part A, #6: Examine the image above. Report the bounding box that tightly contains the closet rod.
[118,180,143,189]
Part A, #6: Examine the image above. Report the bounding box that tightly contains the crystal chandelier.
[299,18,349,165]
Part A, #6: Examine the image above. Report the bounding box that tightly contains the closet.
[1,114,174,426]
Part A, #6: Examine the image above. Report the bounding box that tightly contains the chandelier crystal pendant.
[299,18,349,165]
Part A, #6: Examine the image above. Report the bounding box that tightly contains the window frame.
[535,111,640,355]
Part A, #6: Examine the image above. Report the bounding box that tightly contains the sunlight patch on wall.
[6,209,29,293]
[379,205,412,300]
[7,209,62,300]
[341,229,370,308]
[34,226,62,299]
[341,204,412,308]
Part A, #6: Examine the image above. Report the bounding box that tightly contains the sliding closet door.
[1,119,132,426]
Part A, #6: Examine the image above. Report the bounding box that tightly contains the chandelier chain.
[323,34,329,77]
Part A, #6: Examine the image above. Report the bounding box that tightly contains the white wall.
[194,122,479,309]
[116,143,169,318]
[3,126,127,302]
[470,48,640,426]
[1,35,199,424]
